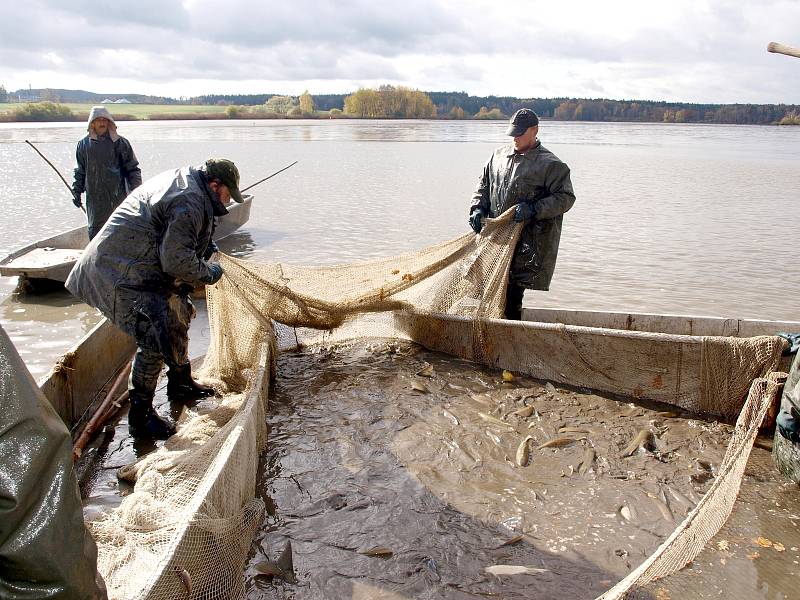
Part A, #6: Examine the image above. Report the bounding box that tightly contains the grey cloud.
[38,0,190,30]
[186,0,466,56]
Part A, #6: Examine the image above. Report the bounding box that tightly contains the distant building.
[15,90,41,102]
[114,99,131,104]
[101,98,114,104]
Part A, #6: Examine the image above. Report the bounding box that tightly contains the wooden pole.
[768,42,800,59]
[24,140,86,213]
[241,160,298,193]
[72,359,132,461]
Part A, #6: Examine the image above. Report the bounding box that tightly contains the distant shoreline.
[0,102,798,126]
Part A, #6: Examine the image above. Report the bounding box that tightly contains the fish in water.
[559,426,591,434]
[485,565,549,576]
[620,429,654,457]
[618,503,637,521]
[174,567,192,597]
[417,363,435,377]
[513,405,535,418]
[537,436,584,450]
[411,379,429,393]
[254,540,296,584]
[496,534,524,548]
[516,436,534,467]
[442,408,459,426]
[577,448,596,475]
[666,486,694,512]
[359,547,394,557]
[649,489,674,522]
[478,411,515,429]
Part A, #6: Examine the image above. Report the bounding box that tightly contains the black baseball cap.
[205,158,244,203]
[506,108,540,137]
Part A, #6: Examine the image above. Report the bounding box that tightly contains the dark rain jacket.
[72,133,142,239]
[470,141,575,290]
[65,166,224,345]
[0,325,106,600]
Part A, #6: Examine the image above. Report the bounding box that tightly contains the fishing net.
[88,207,786,599]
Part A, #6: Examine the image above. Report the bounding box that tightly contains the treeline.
[202,90,800,124]
[4,85,800,125]
[547,98,799,125]
[343,86,436,118]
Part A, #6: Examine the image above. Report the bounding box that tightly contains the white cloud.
[1,0,799,102]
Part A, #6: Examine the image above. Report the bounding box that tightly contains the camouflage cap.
[205,158,244,203]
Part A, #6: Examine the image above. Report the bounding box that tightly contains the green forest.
[2,85,799,125]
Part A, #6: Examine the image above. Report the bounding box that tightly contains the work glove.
[514,202,536,223]
[203,240,219,261]
[72,191,83,208]
[202,263,224,285]
[469,210,485,234]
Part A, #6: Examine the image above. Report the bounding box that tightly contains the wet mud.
[245,340,799,599]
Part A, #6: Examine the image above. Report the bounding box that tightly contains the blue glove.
[514,202,536,223]
[72,192,83,208]
[203,263,224,285]
[469,210,484,233]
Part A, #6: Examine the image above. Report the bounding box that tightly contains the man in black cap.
[469,108,575,320]
[66,158,244,439]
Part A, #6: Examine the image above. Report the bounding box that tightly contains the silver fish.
[620,429,654,457]
[577,448,596,475]
[478,411,514,429]
[174,567,191,597]
[513,405,535,418]
[537,436,584,450]
[442,409,459,426]
[515,436,534,467]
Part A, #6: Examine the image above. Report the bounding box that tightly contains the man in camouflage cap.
[66,158,244,439]
[469,108,575,320]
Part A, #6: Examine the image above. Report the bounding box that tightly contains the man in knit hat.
[71,105,142,239]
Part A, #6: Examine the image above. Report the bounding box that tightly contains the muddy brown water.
[77,338,800,598]
[243,341,800,599]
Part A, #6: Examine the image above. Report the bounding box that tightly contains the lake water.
[0,119,798,376]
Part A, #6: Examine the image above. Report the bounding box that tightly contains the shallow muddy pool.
[244,341,800,599]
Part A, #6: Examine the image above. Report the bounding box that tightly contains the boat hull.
[0,195,253,284]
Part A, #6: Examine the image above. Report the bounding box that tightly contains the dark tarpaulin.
[0,325,106,599]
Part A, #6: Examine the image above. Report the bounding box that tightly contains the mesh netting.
[89,207,786,599]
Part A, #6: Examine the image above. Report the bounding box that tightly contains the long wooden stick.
[72,359,132,461]
[24,139,86,213]
[241,160,298,193]
[768,42,800,59]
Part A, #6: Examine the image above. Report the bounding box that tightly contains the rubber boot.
[167,363,215,403]
[128,390,176,440]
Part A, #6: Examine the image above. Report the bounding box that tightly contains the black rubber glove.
[202,263,224,285]
[72,192,83,208]
[469,210,484,234]
[203,240,219,261]
[514,202,536,223]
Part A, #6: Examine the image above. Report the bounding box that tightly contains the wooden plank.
[39,319,136,430]
[522,307,800,337]
[398,313,706,411]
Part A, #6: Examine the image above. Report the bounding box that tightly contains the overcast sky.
[2,0,799,103]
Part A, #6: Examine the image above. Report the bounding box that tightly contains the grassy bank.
[0,103,235,121]
[0,102,485,122]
